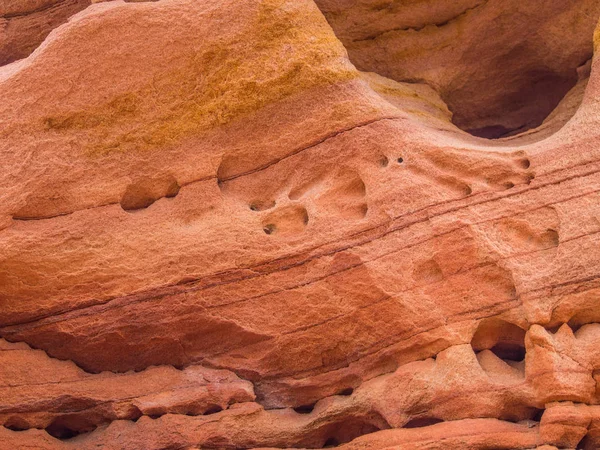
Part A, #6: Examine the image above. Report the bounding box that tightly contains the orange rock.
[0,0,91,66]
[315,0,600,138]
[0,0,600,448]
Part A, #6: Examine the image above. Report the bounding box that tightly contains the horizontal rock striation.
[1,0,600,448]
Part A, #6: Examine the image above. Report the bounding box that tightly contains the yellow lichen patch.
[42,0,357,156]
[594,21,600,53]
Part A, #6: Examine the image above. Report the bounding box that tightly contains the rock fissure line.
[11,174,216,222]
[8,116,402,223]
[2,161,598,335]
[352,0,489,42]
[218,115,403,182]
[213,296,524,384]
[2,0,600,448]
[279,267,600,383]
[1,0,73,20]
[0,219,590,381]
[0,287,521,383]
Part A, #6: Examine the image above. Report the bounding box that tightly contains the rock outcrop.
[0,0,91,66]
[315,0,600,138]
[1,0,600,448]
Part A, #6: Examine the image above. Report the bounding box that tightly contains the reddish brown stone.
[0,0,599,448]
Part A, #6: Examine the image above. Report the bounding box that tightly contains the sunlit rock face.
[0,1,600,449]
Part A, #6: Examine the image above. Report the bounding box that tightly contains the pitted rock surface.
[1,0,600,448]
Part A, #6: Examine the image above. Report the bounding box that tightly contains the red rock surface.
[0,0,600,448]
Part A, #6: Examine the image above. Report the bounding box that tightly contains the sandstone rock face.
[0,0,91,66]
[315,0,600,138]
[0,0,599,449]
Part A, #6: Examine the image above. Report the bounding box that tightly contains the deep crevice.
[351,1,488,43]
[454,68,583,139]
[313,415,388,449]
[337,387,354,396]
[44,416,97,440]
[203,405,223,415]
[294,403,316,414]
[317,0,598,140]
[323,437,340,448]
[471,318,526,363]
[529,408,544,422]
[3,162,598,379]
[577,434,598,450]
[403,417,444,428]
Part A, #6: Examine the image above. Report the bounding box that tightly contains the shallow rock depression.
[1,0,600,449]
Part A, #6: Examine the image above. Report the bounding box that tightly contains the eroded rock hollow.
[1,0,600,449]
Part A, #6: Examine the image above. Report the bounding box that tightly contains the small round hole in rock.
[519,158,531,169]
[249,200,276,212]
[338,387,354,396]
[397,157,404,164]
[263,224,276,235]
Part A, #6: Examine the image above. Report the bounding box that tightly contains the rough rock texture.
[0,0,600,448]
[0,0,91,66]
[315,0,600,138]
